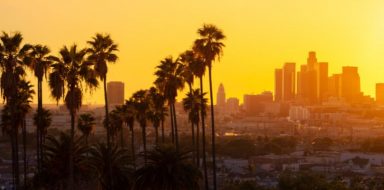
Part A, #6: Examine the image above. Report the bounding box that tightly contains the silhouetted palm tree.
[0,32,32,189]
[133,144,201,190]
[108,108,124,145]
[18,80,34,188]
[182,89,207,166]
[154,57,185,149]
[33,108,52,144]
[77,113,96,145]
[132,89,151,163]
[39,132,90,189]
[48,44,98,188]
[123,99,137,168]
[86,33,118,149]
[88,143,133,190]
[147,87,168,144]
[193,24,225,190]
[184,49,209,189]
[24,44,52,176]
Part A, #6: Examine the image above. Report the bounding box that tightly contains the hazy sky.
[2,0,384,104]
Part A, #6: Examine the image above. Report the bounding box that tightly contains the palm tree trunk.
[69,110,75,189]
[208,66,217,190]
[161,119,165,143]
[169,104,174,143]
[200,77,209,190]
[141,125,147,164]
[130,126,136,169]
[22,117,27,188]
[155,126,159,145]
[172,103,179,151]
[120,128,124,147]
[37,79,43,178]
[103,77,113,190]
[189,84,195,163]
[196,122,200,167]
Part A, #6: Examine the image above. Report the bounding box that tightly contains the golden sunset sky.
[2,0,384,104]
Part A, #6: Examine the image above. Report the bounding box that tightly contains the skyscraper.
[317,62,328,101]
[107,81,125,106]
[274,69,283,101]
[282,62,295,102]
[376,83,384,104]
[216,83,226,107]
[327,74,342,98]
[341,66,361,103]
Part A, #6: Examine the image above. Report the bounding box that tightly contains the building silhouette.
[282,62,296,102]
[243,91,273,115]
[217,83,226,107]
[107,81,125,106]
[274,69,283,101]
[226,97,239,114]
[376,83,384,104]
[341,66,361,103]
[327,74,342,98]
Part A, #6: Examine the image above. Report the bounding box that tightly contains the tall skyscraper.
[274,69,283,101]
[376,83,384,104]
[107,81,125,106]
[327,74,342,98]
[341,66,361,103]
[282,62,296,102]
[216,83,226,107]
[297,52,328,104]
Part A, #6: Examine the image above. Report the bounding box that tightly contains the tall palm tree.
[77,113,96,145]
[154,57,185,149]
[193,24,225,190]
[124,99,137,167]
[184,49,209,189]
[18,80,34,188]
[108,108,124,145]
[132,90,151,163]
[48,44,98,189]
[133,144,201,190]
[147,87,167,144]
[0,32,32,189]
[86,33,118,148]
[33,108,52,145]
[24,44,52,176]
[182,89,207,166]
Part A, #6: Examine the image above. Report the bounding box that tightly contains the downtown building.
[107,81,125,106]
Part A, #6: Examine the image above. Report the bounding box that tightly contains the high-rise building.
[226,97,239,114]
[216,83,226,107]
[243,91,273,115]
[341,66,361,103]
[274,69,283,101]
[297,52,328,104]
[376,83,384,104]
[107,81,125,106]
[282,62,295,102]
[327,74,342,98]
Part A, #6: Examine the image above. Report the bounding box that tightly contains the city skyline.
[2,1,384,104]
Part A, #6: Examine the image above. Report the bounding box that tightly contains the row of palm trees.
[0,23,224,190]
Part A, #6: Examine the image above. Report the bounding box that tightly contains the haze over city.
[2,0,384,104]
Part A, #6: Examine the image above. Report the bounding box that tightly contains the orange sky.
[2,0,384,104]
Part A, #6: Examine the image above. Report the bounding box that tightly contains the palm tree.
[39,132,90,189]
[18,80,34,188]
[88,143,133,190]
[133,144,201,190]
[147,87,168,144]
[77,113,96,145]
[24,44,52,176]
[154,57,185,149]
[108,108,124,145]
[124,99,137,168]
[193,24,225,190]
[48,44,98,189]
[86,33,118,148]
[182,89,207,166]
[184,49,209,189]
[132,89,150,163]
[0,32,32,189]
[33,108,52,145]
